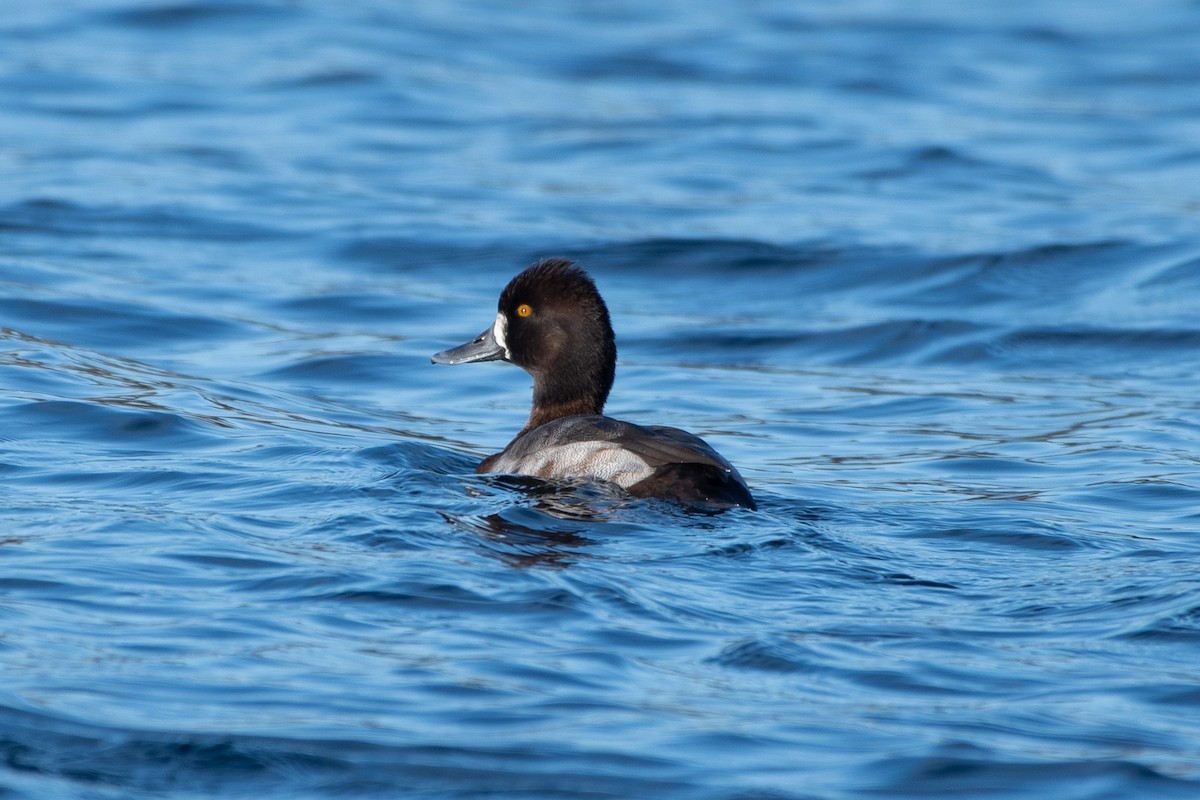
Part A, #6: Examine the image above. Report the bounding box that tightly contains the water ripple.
[3,1,1200,798]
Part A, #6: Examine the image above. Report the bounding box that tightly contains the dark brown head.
[432,259,617,430]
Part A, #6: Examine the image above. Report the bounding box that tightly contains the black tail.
[629,463,757,511]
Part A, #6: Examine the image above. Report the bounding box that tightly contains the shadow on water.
[436,474,758,569]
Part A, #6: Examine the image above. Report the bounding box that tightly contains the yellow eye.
[516,303,532,318]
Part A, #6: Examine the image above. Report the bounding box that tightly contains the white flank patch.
[492,443,655,488]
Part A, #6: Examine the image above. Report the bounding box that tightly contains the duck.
[432,258,756,510]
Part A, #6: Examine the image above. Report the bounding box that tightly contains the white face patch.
[492,312,510,359]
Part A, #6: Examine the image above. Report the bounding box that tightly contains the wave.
[0,704,702,799]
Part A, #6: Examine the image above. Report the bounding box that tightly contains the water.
[3,1,1200,797]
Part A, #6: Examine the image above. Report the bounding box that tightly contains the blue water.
[4,1,1200,798]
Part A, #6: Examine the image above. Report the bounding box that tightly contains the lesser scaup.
[432,259,756,510]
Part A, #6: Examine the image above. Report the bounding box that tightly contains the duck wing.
[480,415,755,510]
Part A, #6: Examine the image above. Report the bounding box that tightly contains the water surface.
[3,2,1200,798]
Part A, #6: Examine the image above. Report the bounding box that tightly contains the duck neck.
[522,396,603,435]
[520,354,613,435]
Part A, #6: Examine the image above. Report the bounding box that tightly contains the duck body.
[480,414,756,509]
[432,259,755,511]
